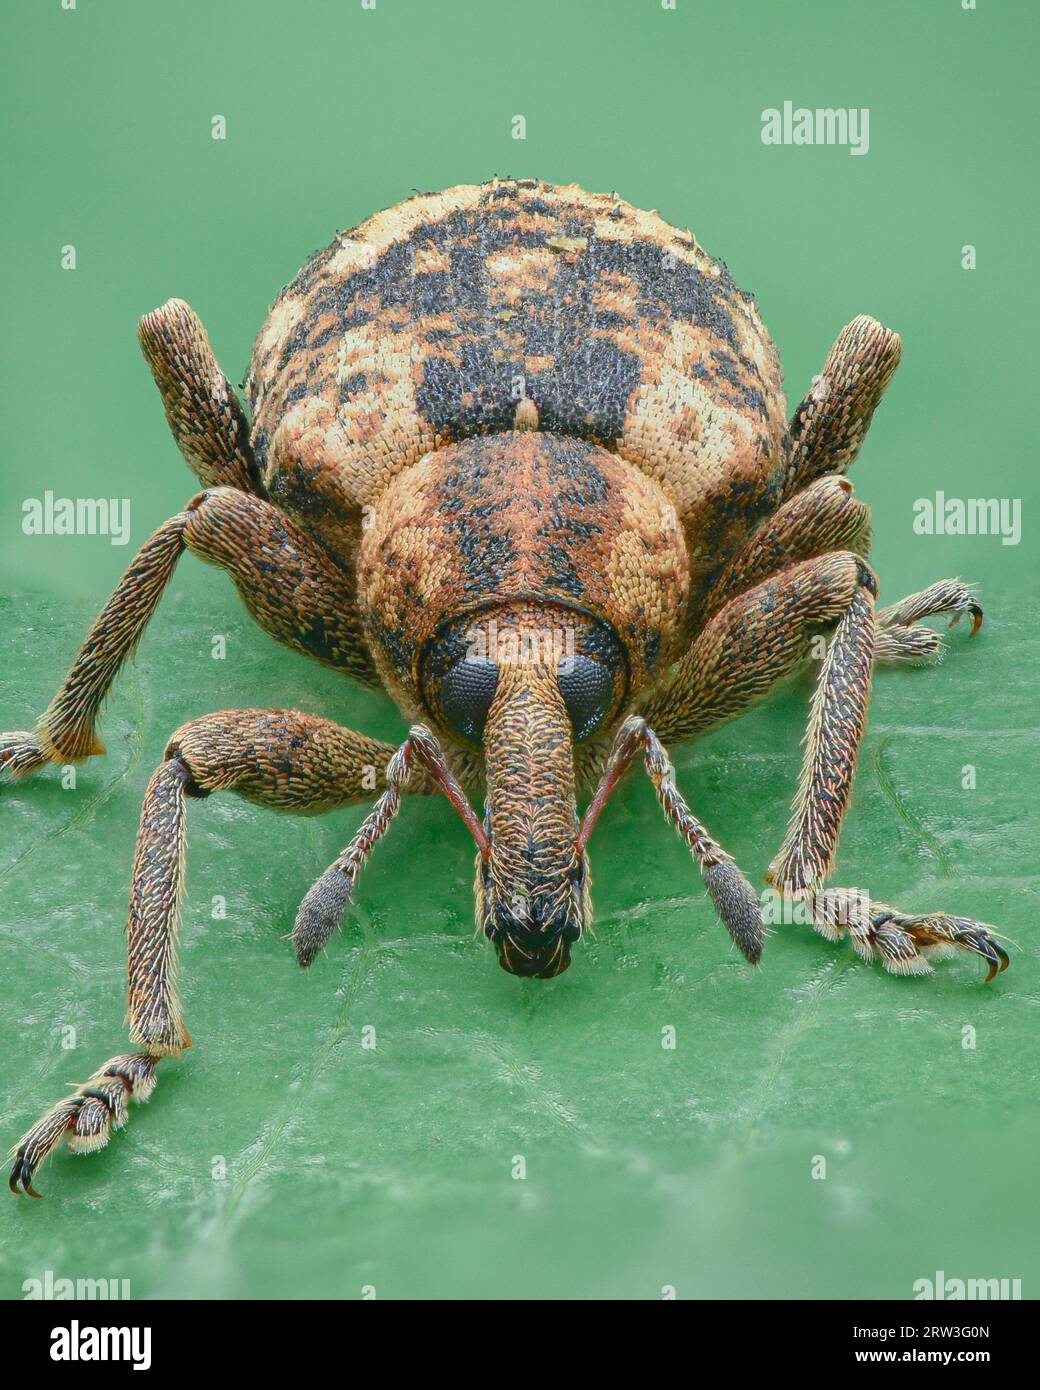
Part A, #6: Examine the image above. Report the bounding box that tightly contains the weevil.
[4,179,1007,1196]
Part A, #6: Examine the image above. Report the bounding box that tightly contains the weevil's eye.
[436,656,499,742]
[423,611,627,746]
[557,655,616,741]
[422,622,502,744]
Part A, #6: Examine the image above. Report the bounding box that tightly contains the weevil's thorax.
[356,431,690,736]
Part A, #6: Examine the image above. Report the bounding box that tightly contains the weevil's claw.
[704,859,765,964]
[8,1097,81,1199]
[9,1154,44,1199]
[947,921,1009,982]
[901,912,1008,982]
[877,580,983,642]
[0,731,49,782]
[948,601,984,637]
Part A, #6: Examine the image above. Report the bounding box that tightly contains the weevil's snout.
[469,614,593,980]
[480,854,587,979]
[499,938,571,979]
[497,923,575,979]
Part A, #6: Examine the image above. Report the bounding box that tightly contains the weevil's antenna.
[292,725,488,967]
[578,716,764,964]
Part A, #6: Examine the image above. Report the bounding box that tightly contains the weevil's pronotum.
[4,179,1007,1196]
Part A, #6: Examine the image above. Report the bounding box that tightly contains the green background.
[2,0,1037,1300]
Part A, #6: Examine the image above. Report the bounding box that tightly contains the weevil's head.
[423,602,627,978]
[358,432,692,977]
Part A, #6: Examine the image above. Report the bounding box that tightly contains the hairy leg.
[138,298,261,495]
[644,552,871,747]
[646,552,876,888]
[640,556,1003,979]
[782,315,902,501]
[768,316,980,667]
[0,487,378,781]
[705,473,871,622]
[9,707,426,1196]
[874,578,983,664]
[802,890,1007,982]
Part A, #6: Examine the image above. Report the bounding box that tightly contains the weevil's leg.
[877,579,981,633]
[180,488,378,686]
[294,724,489,966]
[706,474,979,668]
[705,474,871,623]
[874,625,945,664]
[138,299,261,495]
[643,550,875,891]
[766,563,876,892]
[9,707,418,1196]
[799,579,994,979]
[641,557,1004,982]
[874,578,983,664]
[577,717,764,963]
[1,488,378,783]
[782,316,902,501]
[1,516,187,776]
[644,552,871,746]
[10,1055,159,1198]
[804,892,1008,982]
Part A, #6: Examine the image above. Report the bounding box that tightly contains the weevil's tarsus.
[873,579,983,663]
[877,576,982,633]
[873,624,947,665]
[805,891,1009,982]
[877,577,983,651]
[0,730,51,782]
[9,1054,159,1198]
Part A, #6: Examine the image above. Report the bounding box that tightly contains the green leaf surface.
[2,582,1036,1299]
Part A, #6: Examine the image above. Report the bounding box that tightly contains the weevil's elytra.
[248,180,786,585]
[2,178,1006,1196]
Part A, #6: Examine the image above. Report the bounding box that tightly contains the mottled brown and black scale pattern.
[5,181,1012,1197]
[354,431,689,717]
[246,179,788,605]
